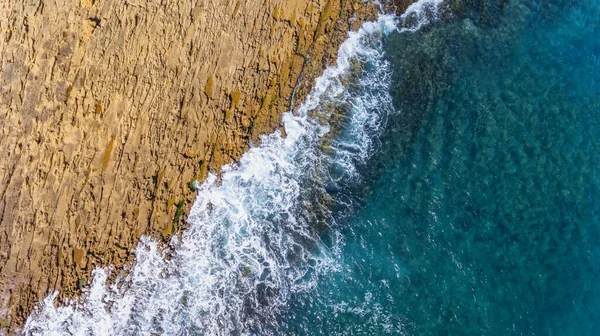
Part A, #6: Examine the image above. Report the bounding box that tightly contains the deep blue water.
[284,0,600,334]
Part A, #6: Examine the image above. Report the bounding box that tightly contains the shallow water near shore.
[21,0,600,334]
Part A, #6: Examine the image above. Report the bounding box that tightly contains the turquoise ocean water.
[283,0,600,334]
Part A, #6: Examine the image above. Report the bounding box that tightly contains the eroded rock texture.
[0,0,383,331]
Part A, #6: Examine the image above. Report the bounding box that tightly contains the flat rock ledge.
[0,0,413,332]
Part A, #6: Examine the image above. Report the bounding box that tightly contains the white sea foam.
[22,15,398,336]
[22,1,444,334]
[399,0,446,32]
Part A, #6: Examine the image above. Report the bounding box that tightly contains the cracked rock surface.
[0,0,391,331]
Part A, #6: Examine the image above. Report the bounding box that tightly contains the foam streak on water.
[399,0,445,32]
[22,2,444,334]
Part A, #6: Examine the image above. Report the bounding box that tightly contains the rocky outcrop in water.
[0,0,389,331]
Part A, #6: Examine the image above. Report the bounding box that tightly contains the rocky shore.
[0,0,412,332]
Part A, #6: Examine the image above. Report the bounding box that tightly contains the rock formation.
[0,0,392,332]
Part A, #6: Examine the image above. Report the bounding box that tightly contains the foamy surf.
[22,1,445,334]
[399,0,445,32]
